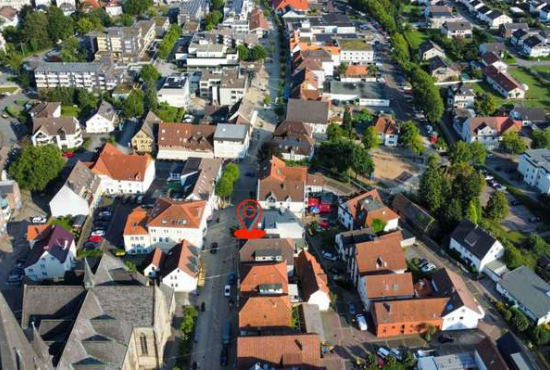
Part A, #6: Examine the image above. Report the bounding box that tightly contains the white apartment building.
[339,39,374,64]
[518,148,550,194]
[31,117,83,150]
[157,74,190,109]
[214,124,250,159]
[85,101,117,134]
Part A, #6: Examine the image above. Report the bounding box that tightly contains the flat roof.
[339,39,372,51]
[330,81,389,100]
[214,123,248,141]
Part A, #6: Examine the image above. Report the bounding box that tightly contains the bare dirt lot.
[370,146,425,192]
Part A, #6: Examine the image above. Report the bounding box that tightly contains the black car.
[438,334,454,343]
[84,241,99,249]
[210,242,218,254]
[220,346,229,367]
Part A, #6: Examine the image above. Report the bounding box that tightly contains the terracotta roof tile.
[373,298,448,325]
[123,207,148,235]
[26,225,51,242]
[237,334,323,370]
[355,231,406,275]
[363,272,414,299]
[146,198,206,229]
[157,123,215,154]
[258,156,307,203]
[475,337,509,370]
[160,241,199,278]
[296,250,329,300]
[92,143,153,182]
[343,190,399,228]
[345,65,369,76]
[146,247,165,269]
[373,115,397,135]
[239,295,291,329]
[240,262,289,295]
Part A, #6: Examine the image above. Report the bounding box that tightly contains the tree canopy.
[9,145,65,191]
[501,131,527,154]
[362,126,381,150]
[531,129,550,150]
[122,89,145,118]
[484,191,509,222]
[474,93,497,116]
[123,0,152,16]
[139,64,161,86]
[399,121,424,155]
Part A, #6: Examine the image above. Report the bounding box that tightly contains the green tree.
[326,123,345,141]
[452,164,484,213]
[76,17,94,34]
[424,324,438,342]
[250,45,268,60]
[263,96,271,106]
[362,126,381,149]
[527,234,550,257]
[8,145,65,191]
[504,245,526,270]
[449,141,472,165]
[224,163,240,182]
[180,306,198,338]
[123,0,152,15]
[484,191,509,222]
[158,24,181,59]
[531,129,550,149]
[466,199,481,224]
[342,107,353,138]
[237,44,250,61]
[122,89,145,118]
[470,141,487,166]
[215,175,234,200]
[441,197,463,230]
[410,67,444,122]
[144,84,158,112]
[530,325,550,346]
[205,11,223,30]
[60,37,86,62]
[419,154,444,214]
[501,131,527,154]
[474,92,498,116]
[125,260,137,271]
[371,218,386,233]
[351,144,374,177]
[403,351,417,368]
[338,62,348,75]
[119,13,134,26]
[511,309,530,332]
[139,64,161,86]
[22,11,51,51]
[211,0,225,10]
[399,120,424,154]
[47,6,74,43]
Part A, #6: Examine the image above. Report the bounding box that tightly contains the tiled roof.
[468,116,521,137]
[363,272,414,299]
[32,117,79,136]
[274,120,313,138]
[27,224,51,242]
[147,198,206,229]
[296,249,329,300]
[373,115,397,135]
[249,8,268,31]
[160,241,200,278]
[258,156,307,203]
[342,189,399,228]
[239,238,295,265]
[355,231,406,275]
[145,247,165,269]
[237,334,322,370]
[239,295,292,329]
[272,0,309,11]
[431,268,483,315]
[484,66,523,92]
[24,226,74,268]
[373,298,448,324]
[451,219,499,260]
[123,207,148,235]
[157,122,215,153]
[92,143,153,182]
[476,337,509,370]
[240,262,289,295]
[344,64,369,76]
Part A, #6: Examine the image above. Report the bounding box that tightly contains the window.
[139,334,148,355]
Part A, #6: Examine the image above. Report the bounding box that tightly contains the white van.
[356,314,368,331]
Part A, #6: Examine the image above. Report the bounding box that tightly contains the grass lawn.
[0,86,18,94]
[404,29,428,51]
[531,66,550,81]
[51,216,74,232]
[61,105,81,117]
[507,67,550,109]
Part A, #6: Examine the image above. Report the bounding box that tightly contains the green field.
[531,66,550,81]
[472,67,550,109]
[61,105,81,117]
[0,86,18,94]
[404,29,428,51]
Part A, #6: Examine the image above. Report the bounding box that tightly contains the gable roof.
[258,156,307,203]
[475,337,509,370]
[511,105,546,122]
[139,110,161,138]
[32,117,79,136]
[295,250,329,300]
[249,8,268,31]
[419,40,444,55]
[498,266,550,319]
[355,231,406,275]
[274,120,313,138]
[484,67,523,92]
[240,262,289,295]
[61,160,102,203]
[239,295,292,329]
[24,226,74,268]
[123,207,148,235]
[391,193,436,233]
[362,272,414,299]
[451,219,499,260]
[180,157,223,201]
[341,189,399,228]
[239,238,295,265]
[29,101,61,118]
[91,143,153,182]
[373,298,448,325]
[373,115,397,135]
[146,198,206,229]
[92,100,117,122]
[145,247,165,269]
[157,123,215,153]
[443,21,472,31]
[272,0,308,11]
[431,268,482,315]
[344,64,369,76]
[467,116,522,137]
[160,241,200,278]
[237,334,322,370]
[27,224,51,242]
[286,99,329,126]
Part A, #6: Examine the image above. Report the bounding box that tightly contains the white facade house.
[460,116,522,149]
[484,68,526,99]
[213,124,250,159]
[485,11,513,28]
[31,117,83,150]
[85,101,117,134]
[157,74,191,109]
[449,220,505,274]
[432,269,485,331]
[24,226,76,281]
[91,143,155,195]
[296,250,331,311]
[337,189,399,231]
[124,198,207,253]
[518,148,550,194]
[497,266,550,325]
[49,161,102,217]
[159,242,199,293]
[339,39,374,64]
[260,209,304,239]
[519,35,550,57]
[357,273,414,312]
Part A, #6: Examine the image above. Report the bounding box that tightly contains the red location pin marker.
[234,198,266,240]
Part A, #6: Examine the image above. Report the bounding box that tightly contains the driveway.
[0,91,30,147]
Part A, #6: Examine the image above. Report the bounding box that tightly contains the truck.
[222,320,231,344]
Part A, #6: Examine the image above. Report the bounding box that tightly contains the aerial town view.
[1,0,550,367]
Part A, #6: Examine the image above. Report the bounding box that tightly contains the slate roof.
[498,266,550,319]
[511,106,546,122]
[419,40,444,56]
[431,268,483,315]
[443,21,472,31]
[286,99,329,126]
[25,226,74,268]
[451,219,499,260]
[159,241,200,278]
[336,228,376,247]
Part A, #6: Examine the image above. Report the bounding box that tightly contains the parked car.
[347,302,357,316]
[90,230,105,237]
[137,195,144,204]
[224,284,231,297]
[32,216,47,224]
[210,242,218,254]
[418,258,428,267]
[484,174,494,181]
[62,151,75,158]
[322,251,338,261]
[356,314,368,331]
[245,171,255,177]
[438,334,454,343]
[89,235,103,243]
[220,346,229,367]
[377,346,390,359]
[115,249,126,257]
[495,184,507,191]
[228,272,236,285]
[390,348,403,361]
[421,263,436,273]
[84,241,99,249]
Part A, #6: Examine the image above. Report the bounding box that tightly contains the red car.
[89,235,103,243]
[319,220,329,229]
[62,151,75,158]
